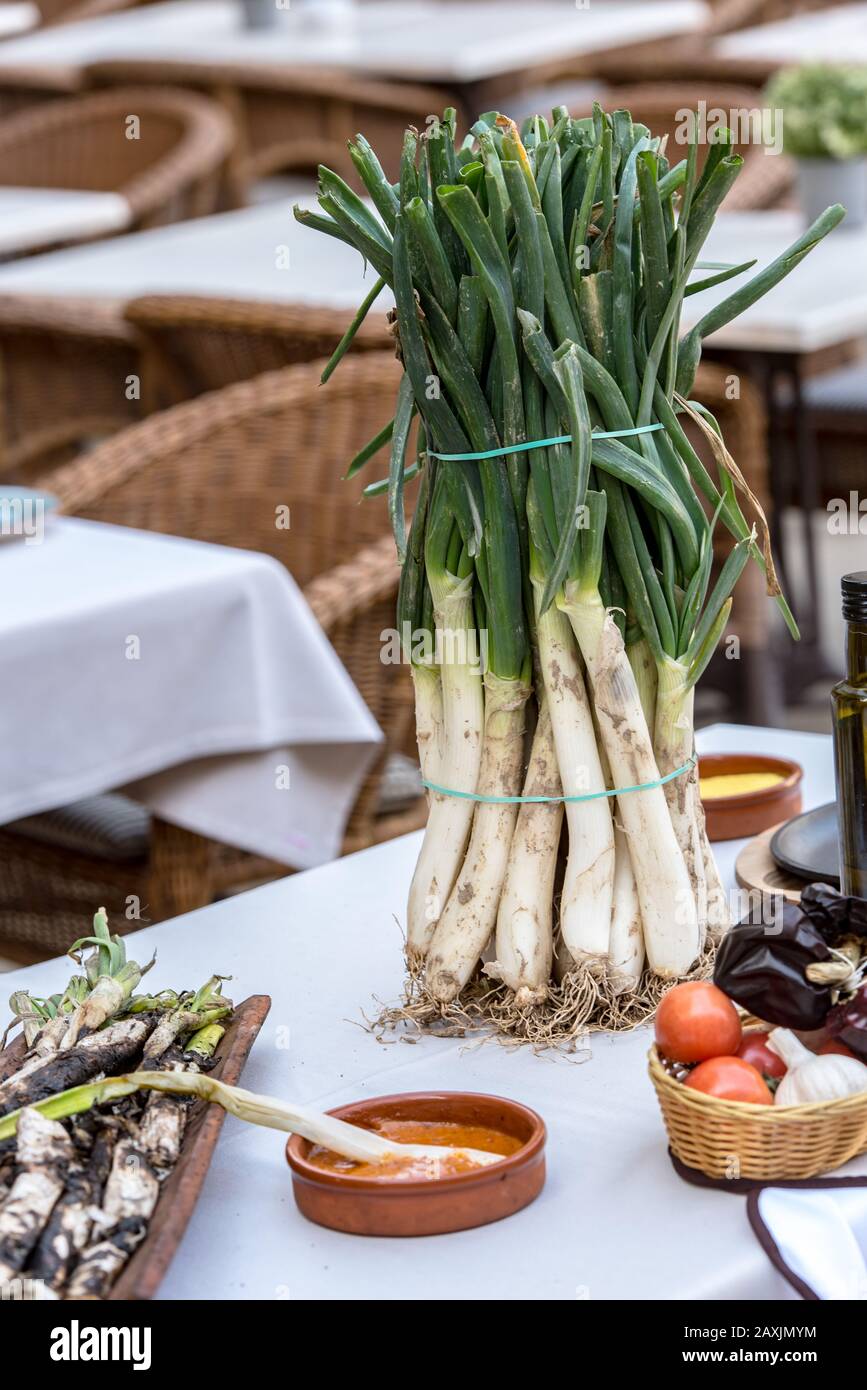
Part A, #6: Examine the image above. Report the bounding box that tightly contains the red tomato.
[819,1038,858,1059]
[655,981,742,1063]
[685,1056,774,1105]
[737,1030,787,1079]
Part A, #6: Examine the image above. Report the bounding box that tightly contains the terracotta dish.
[699,753,803,842]
[286,1090,546,1236]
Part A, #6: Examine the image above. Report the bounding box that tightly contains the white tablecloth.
[680,211,866,355]
[0,517,381,867]
[0,3,36,38]
[718,2,867,64]
[0,0,708,83]
[0,188,130,257]
[0,723,847,1300]
[0,200,393,311]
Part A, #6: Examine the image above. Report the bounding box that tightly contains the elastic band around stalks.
[422,756,696,805]
[427,422,664,463]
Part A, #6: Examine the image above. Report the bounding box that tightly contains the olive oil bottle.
[832,572,867,898]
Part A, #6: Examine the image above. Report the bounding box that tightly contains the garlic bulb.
[769,1028,867,1107]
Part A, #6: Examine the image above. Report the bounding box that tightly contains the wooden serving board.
[735,824,804,904]
[1,993,271,1301]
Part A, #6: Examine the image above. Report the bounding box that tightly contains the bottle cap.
[842,572,867,623]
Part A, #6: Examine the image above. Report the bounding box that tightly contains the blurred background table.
[716,2,867,74]
[0,1,710,115]
[0,2,35,38]
[0,185,130,256]
[0,197,393,306]
[0,200,393,479]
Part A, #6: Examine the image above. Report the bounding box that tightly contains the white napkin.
[753,1184,867,1299]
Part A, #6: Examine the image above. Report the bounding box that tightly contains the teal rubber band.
[422,755,696,805]
[427,422,664,463]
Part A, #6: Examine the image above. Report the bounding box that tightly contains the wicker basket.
[648,1045,867,1180]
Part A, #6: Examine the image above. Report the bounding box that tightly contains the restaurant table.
[0,187,130,259]
[716,2,867,72]
[0,1,709,108]
[0,722,849,1300]
[0,516,381,868]
[2,204,859,345]
[0,3,35,39]
[0,199,391,309]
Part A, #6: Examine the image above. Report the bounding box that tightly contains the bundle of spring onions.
[296,103,843,1042]
[0,909,233,1299]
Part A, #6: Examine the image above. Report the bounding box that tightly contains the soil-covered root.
[26,1128,116,1294]
[0,1015,156,1119]
[375,940,716,1051]
[64,1135,158,1299]
[0,1108,73,1288]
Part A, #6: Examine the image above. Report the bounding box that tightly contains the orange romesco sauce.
[307,1118,521,1181]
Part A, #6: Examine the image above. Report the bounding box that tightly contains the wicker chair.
[36,0,141,24]
[124,293,392,406]
[0,354,423,954]
[0,69,82,121]
[0,87,235,252]
[85,61,452,202]
[0,295,142,484]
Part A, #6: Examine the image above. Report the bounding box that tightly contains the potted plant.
[767,65,867,228]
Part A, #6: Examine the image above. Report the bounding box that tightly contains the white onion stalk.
[536,596,614,970]
[627,636,658,732]
[487,694,562,1005]
[0,1072,503,1170]
[405,574,483,966]
[698,803,731,939]
[654,656,707,936]
[586,695,647,989]
[608,824,645,993]
[425,672,530,1004]
[411,660,444,794]
[588,697,644,991]
[563,585,701,979]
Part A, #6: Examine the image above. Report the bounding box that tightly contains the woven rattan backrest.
[41,353,411,590]
[0,87,234,209]
[125,294,392,398]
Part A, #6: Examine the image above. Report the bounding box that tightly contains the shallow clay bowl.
[286,1090,546,1237]
[699,753,803,842]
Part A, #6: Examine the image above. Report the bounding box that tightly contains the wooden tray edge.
[109,993,271,1301]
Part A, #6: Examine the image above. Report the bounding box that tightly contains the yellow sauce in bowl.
[699,771,785,800]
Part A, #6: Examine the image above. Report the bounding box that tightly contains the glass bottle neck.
[846,622,867,684]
